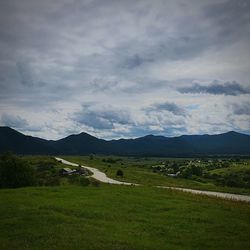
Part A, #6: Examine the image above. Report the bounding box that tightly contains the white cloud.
[0,0,249,139]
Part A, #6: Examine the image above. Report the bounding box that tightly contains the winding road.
[55,157,138,185]
[55,157,250,203]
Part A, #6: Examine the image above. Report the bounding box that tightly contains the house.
[59,168,74,175]
[59,167,90,176]
[167,171,180,177]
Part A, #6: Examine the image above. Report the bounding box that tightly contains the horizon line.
[1,126,249,142]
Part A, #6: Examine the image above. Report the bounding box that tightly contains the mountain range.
[0,126,250,156]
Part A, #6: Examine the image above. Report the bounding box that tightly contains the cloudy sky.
[0,0,249,139]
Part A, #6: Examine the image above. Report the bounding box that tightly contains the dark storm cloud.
[73,105,133,130]
[115,33,214,71]
[231,102,250,115]
[204,0,250,44]
[114,0,250,70]
[145,102,187,116]
[0,0,249,138]
[178,81,250,96]
[0,0,249,93]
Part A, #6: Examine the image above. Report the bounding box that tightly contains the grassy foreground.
[1,185,250,250]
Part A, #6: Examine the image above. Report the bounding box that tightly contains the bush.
[116,169,124,177]
[0,152,36,188]
[35,166,59,186]
[225,176,243,187]
[181,164,203,178]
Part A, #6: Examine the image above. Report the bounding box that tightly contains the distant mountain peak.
[143,134,155,138]
[79,131,94,136]
[142,134,166,139]
[0,126,24,135]
[219,131,243,137]
[225,131,239,134]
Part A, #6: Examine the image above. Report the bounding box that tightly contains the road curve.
[55,157,250,202]
[55,157,138,186]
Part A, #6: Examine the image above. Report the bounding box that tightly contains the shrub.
[181,164,203,178]
[116,169,124,177]
[0,152,36,188]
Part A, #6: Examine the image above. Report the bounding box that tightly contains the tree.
[116,169,124,177]
[181,164,203,178]
[0,152,36,188]
[169,162,179,172]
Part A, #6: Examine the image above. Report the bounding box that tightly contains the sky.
[0,0,249,140]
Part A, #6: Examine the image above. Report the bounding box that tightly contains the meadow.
[1,185,250,250]
[1,155,250,249]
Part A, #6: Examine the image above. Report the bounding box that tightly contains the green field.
[1,185,250,250]
[1,155,250,249]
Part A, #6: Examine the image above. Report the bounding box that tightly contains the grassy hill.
[1,155,250,249]
[1,185,250,250]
